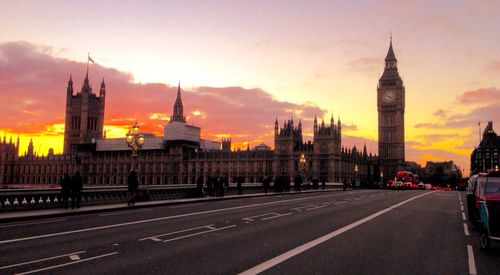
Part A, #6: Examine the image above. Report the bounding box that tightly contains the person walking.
[321,177,326,190]
[207,176,213,197]
[71,171,83,209]
[262,176,269,194]
[196,176,204,197]
[127,170,139,206]
[60,173,71,208]
[237,176,243,195]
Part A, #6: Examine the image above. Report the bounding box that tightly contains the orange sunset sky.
[1,1,500,175]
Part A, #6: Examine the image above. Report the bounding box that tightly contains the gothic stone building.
[471,121,500,174]
[0,73,380,188]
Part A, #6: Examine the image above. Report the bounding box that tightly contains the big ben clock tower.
[377,37,405,179]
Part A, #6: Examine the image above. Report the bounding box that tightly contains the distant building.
[425,161,461,177]
[471,121,500,174]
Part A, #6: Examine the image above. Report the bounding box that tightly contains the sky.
[1,0,500,175]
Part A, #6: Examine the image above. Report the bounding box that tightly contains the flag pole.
[87,52,89,76]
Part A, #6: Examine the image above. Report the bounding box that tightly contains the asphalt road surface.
[1,189,498,274]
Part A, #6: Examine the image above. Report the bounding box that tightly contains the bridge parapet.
[0,185,198,211]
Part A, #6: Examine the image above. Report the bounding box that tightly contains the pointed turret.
[100,78,106,98]
[67,75,74,95]
[170,81,186,123]
[27,138,34,157]
[16,136,20,155]
[314,115,318,134]
[274,118,279,135]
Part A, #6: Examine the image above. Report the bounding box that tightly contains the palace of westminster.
[0,39,407,187]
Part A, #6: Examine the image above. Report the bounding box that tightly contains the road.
[0,189,498,274]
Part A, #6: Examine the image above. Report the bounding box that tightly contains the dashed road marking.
[0,251,86,270]
[467,245,477,275]
[462,212,466,221]
[463,223,470,236]
[163,225,236,243]
[15,252,118,275]
[239,191,435,275]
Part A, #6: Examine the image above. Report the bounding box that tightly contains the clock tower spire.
[377,36,406,180]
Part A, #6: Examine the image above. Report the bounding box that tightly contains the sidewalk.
[0,188,340,223]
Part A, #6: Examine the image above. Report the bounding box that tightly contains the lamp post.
[125,121,145,171]
[299,153,306,177]
[354,164,358,188]
[380,171,384,188]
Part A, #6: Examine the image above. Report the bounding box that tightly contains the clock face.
[382,90,396,103]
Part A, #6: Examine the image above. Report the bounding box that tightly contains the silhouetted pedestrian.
[294,174,303,192]
[262,176,270,194]
[71,171,83,209]
[60,173,71,208]
[237,176,243,195]
[321,177,326,190]
[207,176,213,197]
[127,170,138,206]
[196,177,204,197]
[284,175,291,193]
[343,179,347,191]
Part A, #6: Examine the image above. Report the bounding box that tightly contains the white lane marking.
[170,203,206,209]
[261,213,292,220]
[334,201,347,205]
[239,191,435,275]
[69,255,80,261]
[461,205,464,211]
[0,219,67,229]
[353,197,362,201]
[463,223,470,236]
[462,212,466,221]
[163,225,236,243]
[16,252,117,275]
[0,191,378,245]
[305,204,329,211]
[291,205,315,212]
[467,245,477,275]
[0,251,85,270]
[138,224,215,241]
[98,208,153,217]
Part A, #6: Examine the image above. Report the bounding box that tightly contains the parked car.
[466,174,482,227]
[417,183,425,190]
[477,171,500,249]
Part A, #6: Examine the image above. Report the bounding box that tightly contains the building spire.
[385,36,397,62]
[170,80,186,123]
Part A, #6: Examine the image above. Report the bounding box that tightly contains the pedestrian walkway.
[0,188,340,223]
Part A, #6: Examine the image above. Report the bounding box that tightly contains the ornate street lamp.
[126,121,145,170]
[354,164,359,187]
[380,171,384,187]
[299,153,306,176]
